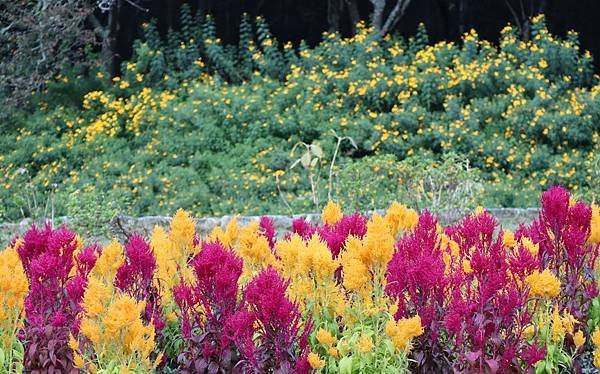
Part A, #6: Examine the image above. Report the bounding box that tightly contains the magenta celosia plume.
[17,225,99,373]
[116,234,164,331]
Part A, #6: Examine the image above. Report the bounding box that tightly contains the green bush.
[0,14,598,220]
[335,153,483,213]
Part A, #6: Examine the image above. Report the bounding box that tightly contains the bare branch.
[382,0,412,35]
[0,22,15,35]
[123,0,148,13]
[503,0,523,31]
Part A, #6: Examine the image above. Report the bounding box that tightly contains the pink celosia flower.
[522,344,546,366]
[175,241,249,371]
[517,185,598,321]
[259,216,277,250]
[241,266,311,373]
[291,218,316,239]
[17,225,99,372]
[116,235,163,331]
[190,241,243,309]
[317,212,367,257]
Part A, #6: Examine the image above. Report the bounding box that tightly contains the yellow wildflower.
[525,269,560,298]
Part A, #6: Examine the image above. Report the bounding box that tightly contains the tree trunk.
[434,0,450,38]
[196,0,206,18]
[103,0,120,78]
[165,0,175,30]
[370,0,386,32]
[522,19,531,40]
[345,0,360,34]
[381,0,412,35]
[458,0,467,34]
[328,0,343,32]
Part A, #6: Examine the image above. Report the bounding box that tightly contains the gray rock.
[0,208,541,246]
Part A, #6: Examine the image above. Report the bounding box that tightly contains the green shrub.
[335,153,483,213]
[0,14,598,220]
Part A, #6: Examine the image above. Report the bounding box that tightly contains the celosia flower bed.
[1,185,599,373]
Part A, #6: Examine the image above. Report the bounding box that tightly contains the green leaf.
[0,348,5,369]
[310,144,324,158]
[339,356,353,374]
[534,360,545,374]
[300,152,311,169]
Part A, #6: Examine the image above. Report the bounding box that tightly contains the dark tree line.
[2,0,600,107]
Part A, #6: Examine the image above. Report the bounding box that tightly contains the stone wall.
[0,208,540,244]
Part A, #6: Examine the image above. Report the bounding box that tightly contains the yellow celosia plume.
[525,269,560,299]
[590,204,600,244]
[92,240,125,280]
[363,213,395,269]
[0,242,29,357]
[170,209,197,255]
[385,315,424,351]
[322,200,343,226]
[384,201,418,237]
